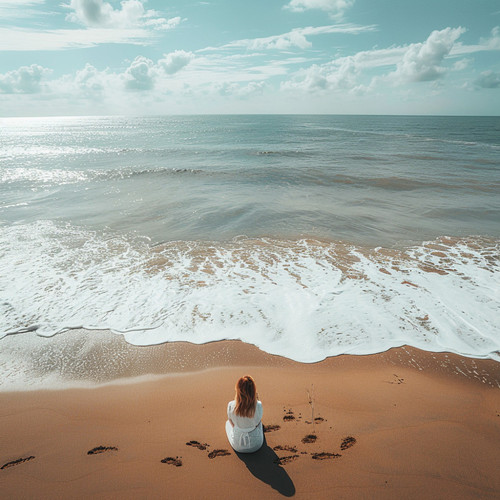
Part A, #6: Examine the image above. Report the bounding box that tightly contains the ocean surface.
[1,115,499,389]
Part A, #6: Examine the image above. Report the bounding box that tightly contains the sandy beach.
[1,338,499,499]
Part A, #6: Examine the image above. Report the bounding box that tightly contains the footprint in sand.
[311,452,341,460]
[87,446,118,455]
[161,456,183,467]
[208,449,231,459]
[301,434,317,444]
[273,454,299,465]
[273,445,298,453]
[1,456,35,470]
[263,424,281,433]
[341,436,357,450]
[186,440,209,451]
[389,374,405,385]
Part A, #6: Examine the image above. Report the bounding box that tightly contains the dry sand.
[1,340,499,499]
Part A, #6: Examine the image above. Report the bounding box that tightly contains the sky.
[0,0,499,116]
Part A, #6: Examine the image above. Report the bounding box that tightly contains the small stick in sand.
[306,384,315,435]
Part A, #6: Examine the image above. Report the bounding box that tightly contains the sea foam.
[1,221,498,366]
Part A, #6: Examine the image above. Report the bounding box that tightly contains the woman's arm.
[227,401,234,427]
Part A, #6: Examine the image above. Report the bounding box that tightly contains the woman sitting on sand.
[225,375,264,453]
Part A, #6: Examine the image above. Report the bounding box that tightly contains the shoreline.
[1,340,500,499]
[1,330,500,392]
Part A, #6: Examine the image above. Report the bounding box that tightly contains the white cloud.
[280,45,406,93]
[389,27,466,83]
[31,52,276,104]
[66,0,179,31]
[0,0,42,3]
[281,56,360,93]
[452,58,471,71]
[202,24,376,52]
[0,64,51,93]
[152,16,182,31]
[451,26,500,56]
[74,63,107,93]
[49,51,196,97]
[281,27,467,94]
[284,0,354,18]
[181,52,296,88]
[213,81,267,98]
[475,70,500,89]
[0,27,163,51]
[3,23,498,114]
[159,50,195,74]
[123,56,156,90]
[0,0,44,19]
[47,63,120,100]
[477,26,500,50]
[251,29,312,50]
[0,2,183,51]
[239,81,267,96]
[0,1,43,5]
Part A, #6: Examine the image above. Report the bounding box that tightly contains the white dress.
[225,400,264,453]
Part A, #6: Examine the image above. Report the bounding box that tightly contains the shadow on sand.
[236,440,295,497]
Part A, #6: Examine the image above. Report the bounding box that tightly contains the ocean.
[1,114,499,389]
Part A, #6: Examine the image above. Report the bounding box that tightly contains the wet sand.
[1,339,499,499]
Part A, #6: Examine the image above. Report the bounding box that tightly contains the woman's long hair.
[234,375,257,418]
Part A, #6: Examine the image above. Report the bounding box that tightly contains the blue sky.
[0,0,499,116]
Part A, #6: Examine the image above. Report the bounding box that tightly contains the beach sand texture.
[1,340,499,499]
